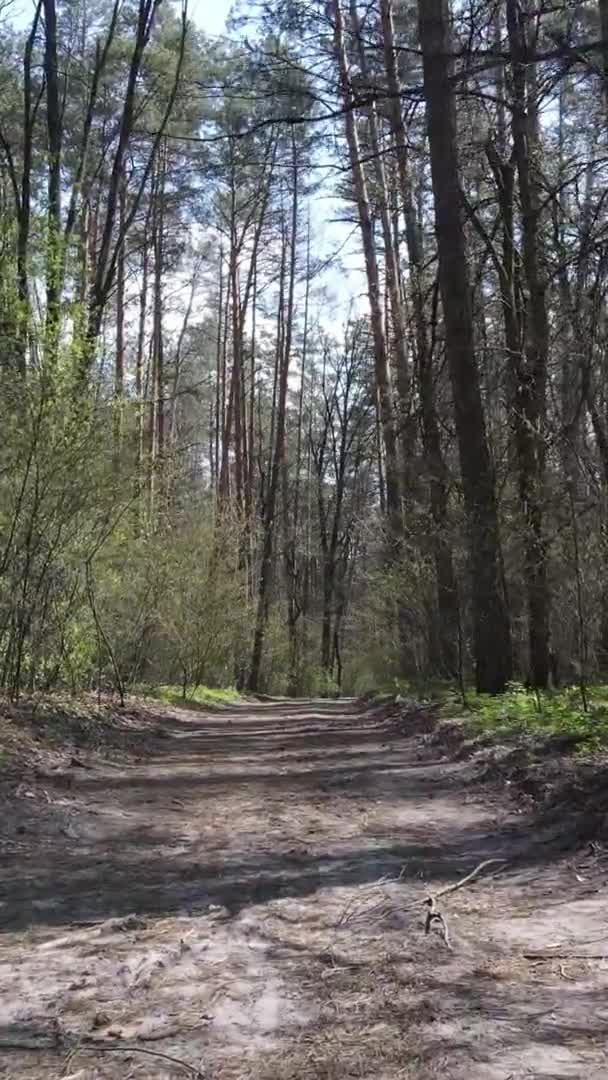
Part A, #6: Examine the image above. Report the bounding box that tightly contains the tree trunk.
[599,0,608,101]
[43,0,62,362]
[381,0,458,675]
[286,217,310,695]
[150,153,166,518]
[506,0,550,689]
[135,195,152,516]
[214,244,224,494]
[249,152,298,691]
[349,0,411,465]
[228,238,244,509]
[14,2,42,374]
[113,170,126,458]
[418,0,512,693]
[332,0,401,538]
[219,259,230,498]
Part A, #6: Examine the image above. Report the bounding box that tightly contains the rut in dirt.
[1,697,608,1080]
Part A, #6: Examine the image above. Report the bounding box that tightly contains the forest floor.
[1,695,608,1080]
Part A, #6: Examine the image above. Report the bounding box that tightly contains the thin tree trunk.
[229,240,244,509]
[287,216,311,694]
[249,146,298,692]
[599,0,608,102]
[349,0,411,464]
[266,215,287,506]
[322,419,348,680]
[379,0,424,301]
[43,0,62,362]
[113,170,126,458]
[150,155,165,518]
[506,0,550,689]
[332,0,402,540]
[170,268,196,445]
[155,148,166,470]
[375,384,386,514]
[214,244,224,494]
[418,320,459,677]
[248,253,257,518]
[14,2,42,374]
[77,200,89,309]
[219,262,230,499]
[136,196,152,514]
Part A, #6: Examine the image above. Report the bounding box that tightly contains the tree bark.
[380,0,458,675]
[349,0,411,465]
[113,169,126,457]
[418,0,512,693]
[286,218,311,695]
[248,150,298,691]
[150,152,166,518]
[599,0,608,102]
[14,1,42,374]
[43,0,62,362]
[214,244,224,493]
[332,0,402,539]
[135,195,152,515]
[506,0,550,688]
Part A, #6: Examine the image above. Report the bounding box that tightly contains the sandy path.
[1,698,607,1079]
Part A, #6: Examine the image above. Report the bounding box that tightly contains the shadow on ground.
[0,699,575,935]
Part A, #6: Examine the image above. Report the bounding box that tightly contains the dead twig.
[524,951,608,960]
[424,858,507,906]
[69,1042,204,1076]
[335,865,406,927]
[60,1040,84,1077]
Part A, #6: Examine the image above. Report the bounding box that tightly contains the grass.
[440,682,608,753]
[142,683,242,710]
[377,678,608,754]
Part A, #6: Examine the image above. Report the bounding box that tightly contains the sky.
[189,0,231,38]
[5,0,233,38]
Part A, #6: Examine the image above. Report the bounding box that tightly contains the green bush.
[441,682,608,752]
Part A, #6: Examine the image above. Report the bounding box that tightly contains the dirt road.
[1,698,608,1079]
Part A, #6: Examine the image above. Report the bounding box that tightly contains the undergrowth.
[143,684,241,710]
[440,684,608,752]
[382,679,608,753]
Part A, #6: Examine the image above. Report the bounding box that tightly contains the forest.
[1,0,607,702]
[5,3,608,1075]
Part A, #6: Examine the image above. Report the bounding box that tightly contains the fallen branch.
[68,1042,204,1077]
[423,858,507,951]
[0,1039,60,1050]
[335,857,507,939]
[424,858,507,906]
[524,951,608,960]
